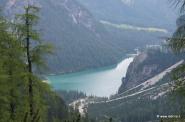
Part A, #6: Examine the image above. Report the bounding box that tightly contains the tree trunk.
[26,7,34,120]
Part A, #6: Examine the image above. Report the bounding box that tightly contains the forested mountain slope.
[76,0,177,52]
[2,0,124,74]
[1,0,174,74]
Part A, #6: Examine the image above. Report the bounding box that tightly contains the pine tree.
[168,1,185,94]
[0,13,11,122]
[169,2,185,51]
[109,118,112,122]
[168,0,185,120]
[15,4,53,122]
[76,114,81,122]
[0,11,27,122]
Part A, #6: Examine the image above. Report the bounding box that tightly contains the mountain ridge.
[2,0,124,73]
[119,48,183,93]
[77,0,177,29]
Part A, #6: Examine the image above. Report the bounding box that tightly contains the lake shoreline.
[46,54,136,76]
[46,56,135,97]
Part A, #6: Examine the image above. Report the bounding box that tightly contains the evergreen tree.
[0,11,28,122]
[76,114,81,122]
[0,3,90,122]
[168,1,185,51]
[168,0,185,120]
[109,118,112,122]
[0,12,12,122]
[15,4,53,122]
[168,0,185,95]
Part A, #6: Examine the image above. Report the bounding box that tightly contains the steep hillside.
[76,0,175,64]
[85,50,184,122]
[119,49,183,93]
[73,59,184,121]
[88,86,183,122]
[2,0,174,74]
[2,0,123,73]
[77,0,177,29]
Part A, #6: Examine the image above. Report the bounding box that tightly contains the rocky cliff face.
[118,48,182,93]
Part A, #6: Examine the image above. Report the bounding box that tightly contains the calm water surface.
[47,57,134,97]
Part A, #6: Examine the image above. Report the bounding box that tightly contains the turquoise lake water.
[46,57,134,97]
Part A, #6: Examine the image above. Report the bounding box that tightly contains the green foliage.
[12,4,55,122]
[168,0,185,99]
[168,27,185,53]
[88,94,184,122]
[0,11,29,122]
[0,4,91,122]
[0,4,76,122]
[168,0,185,54]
